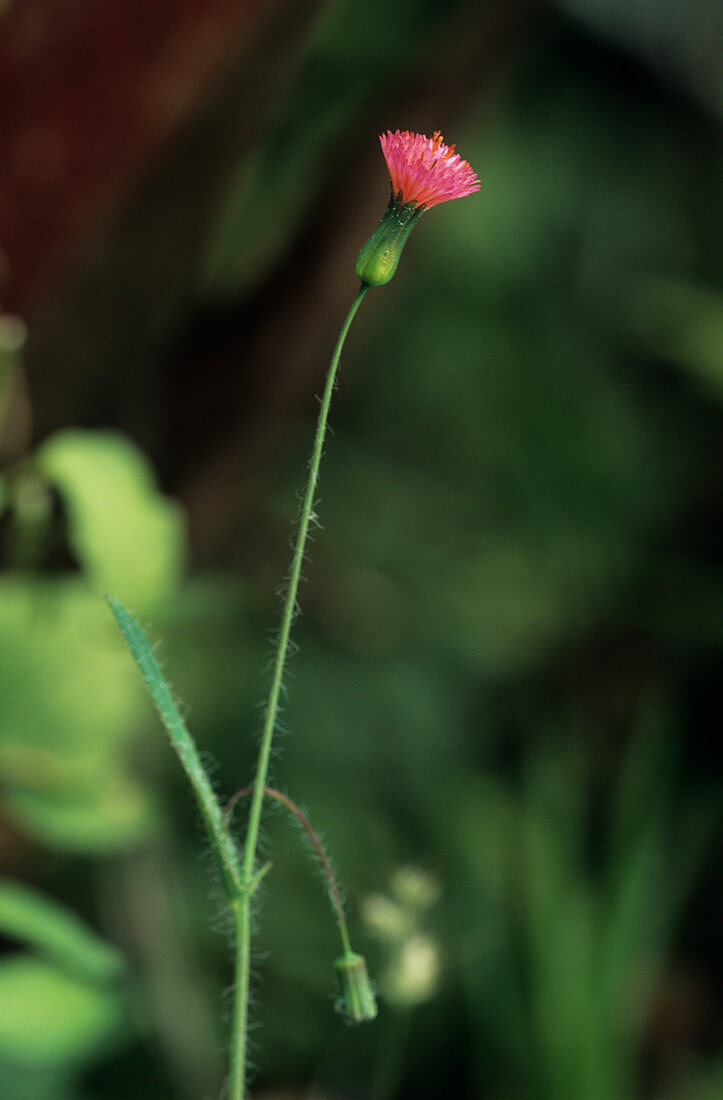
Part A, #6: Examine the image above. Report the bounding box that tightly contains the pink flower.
[380,129,481,210]
[355,129,481,286]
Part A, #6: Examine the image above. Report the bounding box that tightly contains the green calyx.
[355,190,424,287]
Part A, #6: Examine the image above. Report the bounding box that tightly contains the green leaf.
[35,430,185,612]
[107,596,242,898]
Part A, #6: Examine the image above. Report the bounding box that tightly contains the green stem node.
[227,785,352,956]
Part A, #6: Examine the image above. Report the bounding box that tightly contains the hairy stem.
[232,283,369,1096]
[229,895,251,1100]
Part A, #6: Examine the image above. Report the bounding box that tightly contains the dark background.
[0,1,721,1097]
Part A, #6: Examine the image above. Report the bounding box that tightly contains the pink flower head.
[380,129,481,210]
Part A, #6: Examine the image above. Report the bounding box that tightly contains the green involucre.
[355,191,424,287]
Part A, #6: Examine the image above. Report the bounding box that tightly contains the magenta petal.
[379,130,481,209]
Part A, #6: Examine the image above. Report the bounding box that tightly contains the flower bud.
[335,951,378,1024]
[355,191,424,287]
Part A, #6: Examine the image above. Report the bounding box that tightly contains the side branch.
[227,785,351,955]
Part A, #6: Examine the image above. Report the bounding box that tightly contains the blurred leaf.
[3,778,155,855]
[0,881,124,986]
[0,578,157,852]
[0,955,123,1068]
[35,430,185,613]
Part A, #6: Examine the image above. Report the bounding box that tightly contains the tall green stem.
[229,895,251,1100]
[232,282,370,1097]
[239,282,369,886]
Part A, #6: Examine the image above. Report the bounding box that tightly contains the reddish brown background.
[0,0,268,308]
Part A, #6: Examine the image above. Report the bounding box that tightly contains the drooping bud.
[355,190,424,287]
[335,951,378,1024]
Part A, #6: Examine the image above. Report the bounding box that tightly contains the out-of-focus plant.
[0,395,186,1094]
[0,429,183,853]
[0,880,125,1100]
[108,129,481,1098]
[362,867,442,1100]
[447,702,719,1099]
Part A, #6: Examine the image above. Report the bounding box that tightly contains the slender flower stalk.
[231,283,369,1096]
[238,284,369,889]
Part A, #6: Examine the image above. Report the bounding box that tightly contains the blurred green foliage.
[1,0,721,1098]
[0,431,184,853]
[0,882,126,1098]
[0,429,183,1095]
